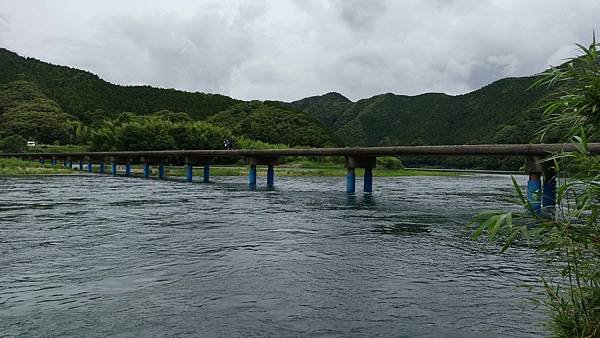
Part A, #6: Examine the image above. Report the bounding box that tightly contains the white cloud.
[0,0,598,101]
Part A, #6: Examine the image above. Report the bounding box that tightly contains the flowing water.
[1,174,547,336]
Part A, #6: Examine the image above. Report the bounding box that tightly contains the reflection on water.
[0,174,546,336]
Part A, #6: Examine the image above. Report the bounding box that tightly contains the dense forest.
[0,47,563,169]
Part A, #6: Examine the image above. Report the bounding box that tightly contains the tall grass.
[471,37,600,337]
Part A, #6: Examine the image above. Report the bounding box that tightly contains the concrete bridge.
[3,143,600,212]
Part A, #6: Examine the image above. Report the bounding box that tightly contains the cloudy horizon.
[1,0,598,102]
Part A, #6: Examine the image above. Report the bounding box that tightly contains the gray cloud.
[0,0,599,101]
[0,13,8,32]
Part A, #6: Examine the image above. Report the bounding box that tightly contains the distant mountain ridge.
[284,77,549,147]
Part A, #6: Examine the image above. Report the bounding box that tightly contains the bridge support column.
[364,168,373,193]
[526,156,542,213]
[186,164,193,182]
[111,162,117,176]
[87,162,93,173]
[203,165,210,183]
[345,156,376,194]
[79,160,83,171]
[144,163,150,178]
[51,158,57,167]
[158,163,165,179]
[267,164,274,188]
[346,168,356,193]
[125,163,131,177]
[249,165,257,188]
[99,161,105,174]
[542,163,556,213]
[245,156,278,189]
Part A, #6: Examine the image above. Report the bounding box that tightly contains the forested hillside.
[287,76,550,147]
[209,101,340,147]
[0,48,239,123]
[0,47,562,168]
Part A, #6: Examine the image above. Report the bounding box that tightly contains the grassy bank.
[0,158,73,175]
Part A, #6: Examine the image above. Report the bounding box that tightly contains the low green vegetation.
[208,101,340,147]
[89,112,229,151]
[0,158,72,175]
[471,38,600,337]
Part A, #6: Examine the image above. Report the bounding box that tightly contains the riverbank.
[0,158,460,177]
[0,158,73,175]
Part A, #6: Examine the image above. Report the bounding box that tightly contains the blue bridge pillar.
[99,161,105,174]
[542,163,556,212]
[346,168,356,193]
[527,173,542,213]
[144,163,150,178]
[249,165,257,188]
[125,163,131,177]
[203,165,210,183]
[158,163,165,179]
[526,156,542,213]
[267,164,275,188]
[345,156,376,194]
[245,156,278,189]
[87,161,93,173]
[186,164,193,182]
[111,162,117,176]
[364,167,373,193]
[79,160,84,171]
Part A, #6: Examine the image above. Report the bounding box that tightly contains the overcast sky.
[0,0,598,101]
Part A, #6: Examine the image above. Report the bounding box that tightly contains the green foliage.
[0,81,82,144]
[235,136,290,150]
[471,37,600,337]
[0,134,27,153]
[209,101,340,147]
[533,39,600,142]
[377,156,404,170]
[89,113,229,151]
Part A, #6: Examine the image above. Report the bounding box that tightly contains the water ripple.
[0,174,547,336]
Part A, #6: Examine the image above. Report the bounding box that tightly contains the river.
[1,174,547,336]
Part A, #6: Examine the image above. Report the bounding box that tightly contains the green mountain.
[0,48,239,123]
[287,92,354,128]
[287,77,549,147]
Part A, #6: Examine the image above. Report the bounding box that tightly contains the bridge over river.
[3,143,600,212]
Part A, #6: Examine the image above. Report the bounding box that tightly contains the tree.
[0,134,27,153]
